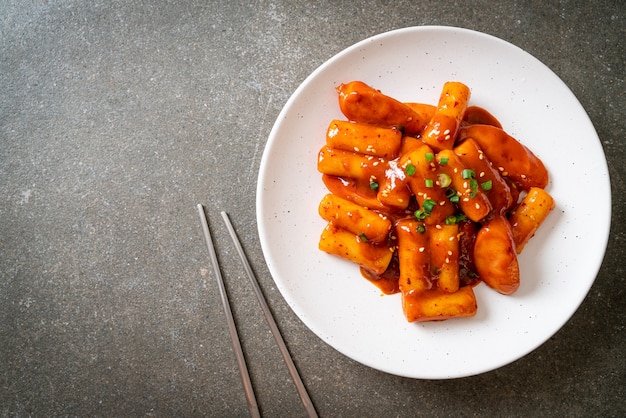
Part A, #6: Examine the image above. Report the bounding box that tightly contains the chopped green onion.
[445,214,467,225]
[446,188,460,203]
[469,179,478,198]
[415,198,437,220]
[439,157,449,165]
[425,152,434,162]
[462,168,475,179]
[359,233,369,242]
[481,180,493,191]
[424,178,434,188]
[416,224,426,234]
[405,163,416,176]
[437,173,452,188]
[370,181,379,191]
[422,199,436,213]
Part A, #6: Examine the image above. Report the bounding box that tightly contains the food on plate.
[473,214,520,295]
[336,81,430,135]
[421,81,471,151]
[317,80,555,322]
[508,187,556,253]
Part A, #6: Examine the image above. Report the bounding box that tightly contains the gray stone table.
[1,1,624,416]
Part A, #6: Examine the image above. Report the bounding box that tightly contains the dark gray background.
[1,1,624,416]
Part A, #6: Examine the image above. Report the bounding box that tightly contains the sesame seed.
[445,257,450,263]
[521,174,527,179]
[463,197,469,202]
[479,171,485,177]
[436,224,442,229]
[447,250,453,256]
[372,161,379,166]
[419,247,425,252]
[354,147,360,152]
[475,202,481,209]
[502,171,508,176]
[498,166,505,172]
[443,129,451,135]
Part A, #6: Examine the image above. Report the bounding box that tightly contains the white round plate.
[256,26,610,379]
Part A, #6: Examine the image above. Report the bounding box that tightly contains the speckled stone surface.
[1,1,624,416]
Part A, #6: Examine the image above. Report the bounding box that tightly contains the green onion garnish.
[462,168,475,179]
[469,179,478,198]
[416,224,426,234]
[425,152,434,162]
[439,157,449,165]
[422,199,436,213]
[359,233,369,242]
[445,214,467,225]
[446,188,460,203]
[370,181,379,191]
[405,163,416,176]
[438,173,452,188]
[424,178,434,188]
[481,180,493,191]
